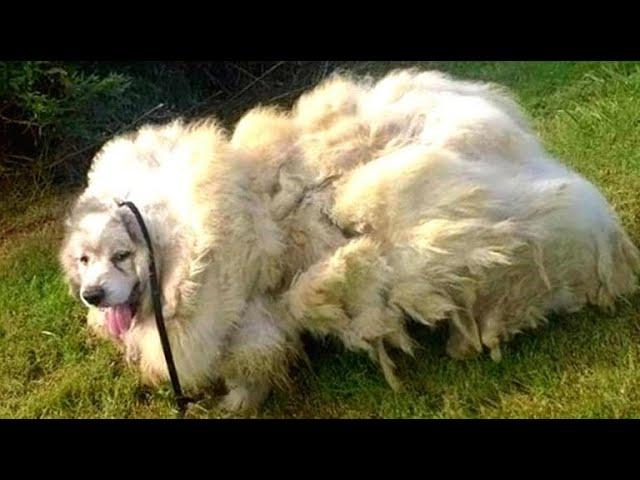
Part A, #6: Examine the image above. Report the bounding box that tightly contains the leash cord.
[116,200,191,416]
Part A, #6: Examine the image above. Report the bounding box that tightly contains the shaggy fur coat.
[61,69,640,411]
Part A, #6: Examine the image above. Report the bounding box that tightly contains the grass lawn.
[1,61,640,418]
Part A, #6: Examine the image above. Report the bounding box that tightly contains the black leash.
[116,200,192,416]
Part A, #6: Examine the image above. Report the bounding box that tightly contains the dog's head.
[60,195,151,338]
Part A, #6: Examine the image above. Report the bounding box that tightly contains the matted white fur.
[60,69,640,413]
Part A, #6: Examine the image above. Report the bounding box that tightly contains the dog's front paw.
[219,382,270,415]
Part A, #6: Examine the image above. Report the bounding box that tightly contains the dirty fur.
[60,69,640,413]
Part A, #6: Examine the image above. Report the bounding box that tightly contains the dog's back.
[270,70,640,371]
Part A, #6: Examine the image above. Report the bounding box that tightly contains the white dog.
[60,69,640,413]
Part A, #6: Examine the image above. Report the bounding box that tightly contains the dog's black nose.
[82,287,105,306]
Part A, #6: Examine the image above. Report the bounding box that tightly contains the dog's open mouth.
[104,303,138,337]
[102,284,140,338]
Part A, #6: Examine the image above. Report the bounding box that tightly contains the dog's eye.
[79,255,89,265]
[112,251,132,263]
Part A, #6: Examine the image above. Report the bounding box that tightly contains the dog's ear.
[117,207,144,245]
[59,231,81,298]
[58,195,101,299]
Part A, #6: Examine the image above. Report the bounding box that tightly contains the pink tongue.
[105,304,133,337]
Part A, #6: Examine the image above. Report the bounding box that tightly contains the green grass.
[2,61,640,418]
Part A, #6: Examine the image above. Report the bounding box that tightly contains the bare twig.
[227,61,286,102]
[184,90,224,116]
[0,114,39,127]
[113,102,165,136]
[268,83,316,103]
[44,143,100,171]
[202,68,232,96]
[229,63,270,88]
[7,154,36,163]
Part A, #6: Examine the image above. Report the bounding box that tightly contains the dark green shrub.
[1,61,339,199]
[0,62,132,183]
